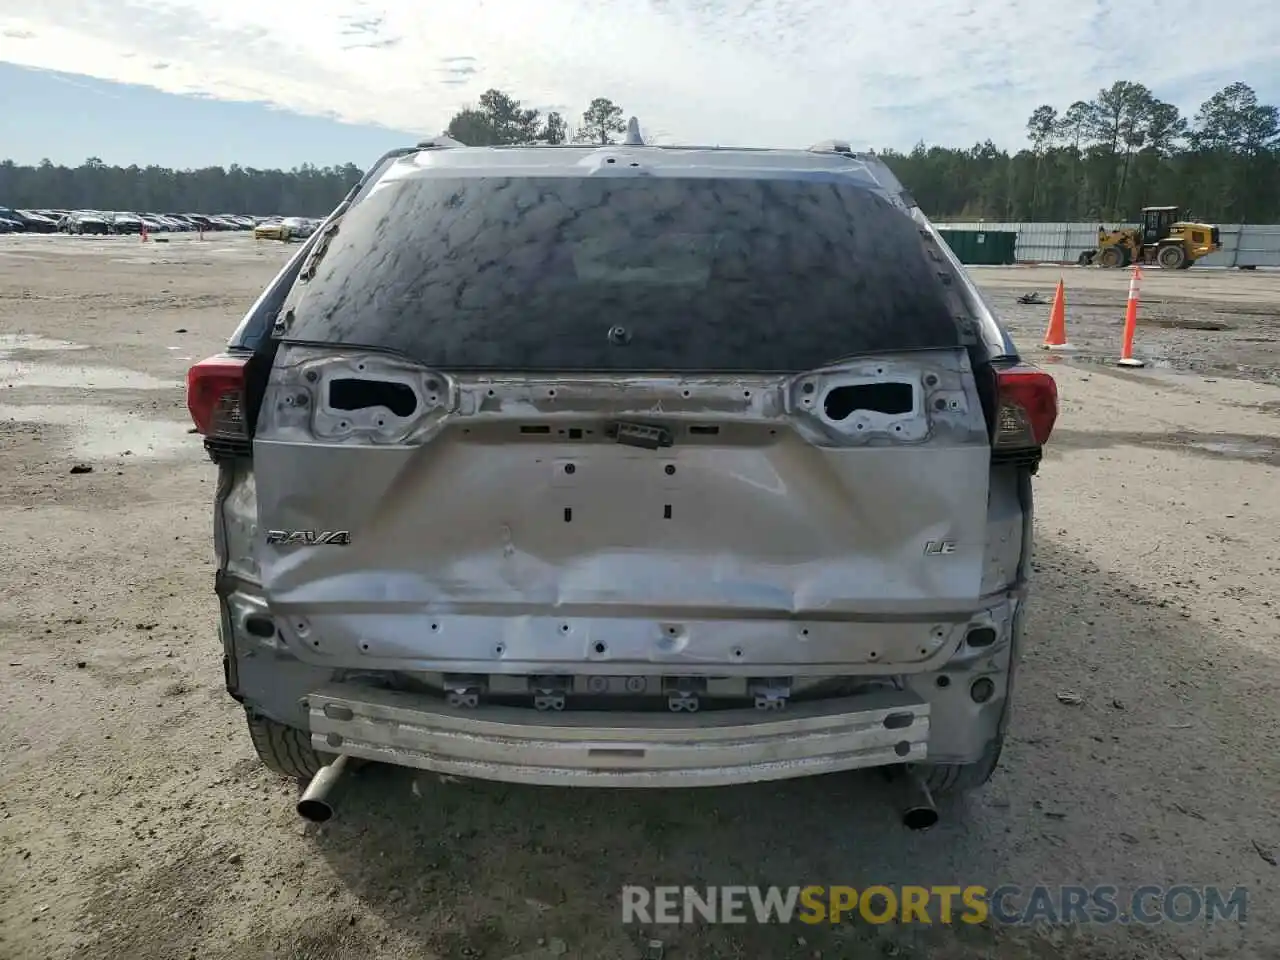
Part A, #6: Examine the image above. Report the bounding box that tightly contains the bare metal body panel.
[250,346,1001,673]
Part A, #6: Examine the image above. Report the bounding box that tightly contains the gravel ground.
[1,233,1278,960]
[977,265,1280,385]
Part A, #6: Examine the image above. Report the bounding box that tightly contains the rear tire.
[1157,244,1187,270]
[915,731,1005,795]
[1098,246,1125,269]
[244,710,329,781]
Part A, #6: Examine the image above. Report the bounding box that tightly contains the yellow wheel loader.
[1077,206,1221,270]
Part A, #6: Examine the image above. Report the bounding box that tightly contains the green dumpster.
[937,229,1017,265]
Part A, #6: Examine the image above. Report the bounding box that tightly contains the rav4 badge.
[265,530,351,545]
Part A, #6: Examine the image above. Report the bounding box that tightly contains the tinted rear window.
[283,175,972,372]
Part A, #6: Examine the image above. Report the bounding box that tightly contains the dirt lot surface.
[978,264,1280,385]
[1,234,1278,960]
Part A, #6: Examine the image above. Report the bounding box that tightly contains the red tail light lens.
[994,365,1057,449]
[187,353,249,438]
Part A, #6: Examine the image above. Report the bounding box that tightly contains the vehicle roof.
[375,143,918,214]
[1142,205,1179,211]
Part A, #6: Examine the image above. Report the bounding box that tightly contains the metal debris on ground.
[1017,291,1047,304]
[1056,692,1085,705]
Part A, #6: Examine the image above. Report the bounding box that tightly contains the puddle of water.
[1139,316,1232,331]
[1070,352,1177,372]
[0,334,177,388]
[0,359,177,390]
[1187,439,1275,461]
[0,404,197,460]
[0,334,89,354]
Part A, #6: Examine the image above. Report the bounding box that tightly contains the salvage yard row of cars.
[0,206,321,239]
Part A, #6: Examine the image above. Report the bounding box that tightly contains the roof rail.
[623,117,645,146]
[416,134,466,149]
[808,139,854,155]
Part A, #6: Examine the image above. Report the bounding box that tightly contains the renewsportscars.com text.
[621,885,1247,926]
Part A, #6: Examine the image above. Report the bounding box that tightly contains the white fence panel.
[932,221,1280,268]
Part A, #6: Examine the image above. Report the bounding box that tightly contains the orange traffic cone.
[1040,278,1073,350]
[1117,265,1145,367]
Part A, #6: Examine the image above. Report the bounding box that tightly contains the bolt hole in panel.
[271,613,980,672]
[244,614,276,638]
[965,626,997,648]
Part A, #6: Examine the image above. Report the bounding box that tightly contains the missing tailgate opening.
[328,378,417,417]
[823,382,913,420]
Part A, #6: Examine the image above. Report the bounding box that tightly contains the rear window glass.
[282,175,974,372]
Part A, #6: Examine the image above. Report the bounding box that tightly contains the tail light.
[187,353,249,447]
[993,364,1057,466]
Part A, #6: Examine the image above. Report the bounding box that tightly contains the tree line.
[0,156,365,218]
[443,90,630,147]
[0,81,1276,222]
[889,81,1279,223]
[0,93,633,218]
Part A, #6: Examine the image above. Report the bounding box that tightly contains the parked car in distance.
[110,213,144,235]
[188,135,1058,823]
[0,208,59,233]
[252,218,285,240]
[60,212,112,235]
[253,216,315,242]
[0,207,290,236]
[21,210,61,233]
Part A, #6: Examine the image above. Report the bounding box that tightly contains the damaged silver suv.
[187,129,1056,820]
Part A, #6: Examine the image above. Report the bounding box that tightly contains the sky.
[1,0,1277,170]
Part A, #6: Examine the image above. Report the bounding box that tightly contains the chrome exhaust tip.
[901,772,939,831]
[296,754,350,823]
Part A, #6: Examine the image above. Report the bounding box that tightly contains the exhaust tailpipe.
[297,754,350,822]
[901,772,939,831]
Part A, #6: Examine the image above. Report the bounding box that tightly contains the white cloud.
[1,0,1277,149]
